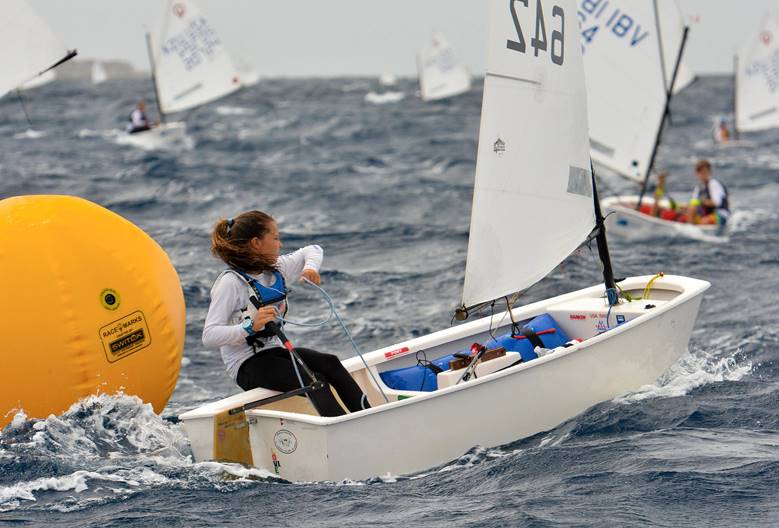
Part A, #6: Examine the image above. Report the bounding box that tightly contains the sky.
[28,0,779,77]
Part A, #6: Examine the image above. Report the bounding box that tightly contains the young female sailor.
[202,210,370,416]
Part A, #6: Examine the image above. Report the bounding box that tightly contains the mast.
[15,89,33,128]
[636,25,690,210]
[733,54,740,139]
[591,166,617,295]
[652,0,671,124]
[145,32,165,124]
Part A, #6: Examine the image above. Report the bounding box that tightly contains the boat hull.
[602,196,722,239]
[180,275,708,482]
[115,122,191,151]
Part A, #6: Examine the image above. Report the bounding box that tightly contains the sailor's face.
[252,221,281,262]
[696,167,710,183]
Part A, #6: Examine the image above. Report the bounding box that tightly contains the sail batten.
[736,14,779,133]
[462,0,594,308]
[152,0,242,115]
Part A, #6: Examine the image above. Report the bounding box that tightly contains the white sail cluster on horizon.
[92,61,108,85]
[462,0,594,307]
[579,0,688,183]
[1,0,74,98]
[735,14,779,133]
[151,0,243,115]
[417,33,472,102]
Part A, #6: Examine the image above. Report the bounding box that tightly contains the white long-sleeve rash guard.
[202,245,324,381]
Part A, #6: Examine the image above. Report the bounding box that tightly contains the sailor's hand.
[301,268,321,286]
[252,306,277,331]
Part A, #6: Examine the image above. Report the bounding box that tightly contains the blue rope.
[278,277,389,404]
[604,287,618,331]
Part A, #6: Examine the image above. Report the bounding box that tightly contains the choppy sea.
[0,76,777,527]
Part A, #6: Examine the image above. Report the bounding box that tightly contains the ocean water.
[1,76,778,527]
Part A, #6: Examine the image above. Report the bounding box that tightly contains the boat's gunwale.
[602,195,721,232]
[244,274,709,427]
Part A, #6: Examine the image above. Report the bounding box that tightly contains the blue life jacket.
[229,268,287,340]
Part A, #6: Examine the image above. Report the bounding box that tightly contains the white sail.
[579,0,684,183]
[234,55,260,87]
[657,0,695,93]
[92,61,108,85]
[1,0,73,98]
[462,0,594,308]
[152,0,242,114]
[736,14,779,133]
[417,33,472,101]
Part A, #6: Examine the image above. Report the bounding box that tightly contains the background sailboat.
[91,61,108,85]
[2,0,76,137]
[734,13,779,136]
[417,32,471,101]
[1,0,76,99]
[580,0,718,238]
[120,0,243,150]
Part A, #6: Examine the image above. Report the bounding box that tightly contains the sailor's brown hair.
[695,159,712,173]
[211,210,277,273]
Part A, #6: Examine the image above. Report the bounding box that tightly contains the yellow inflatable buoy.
[0,195,186,428]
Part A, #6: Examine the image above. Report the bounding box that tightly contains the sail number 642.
[507,0,564,66]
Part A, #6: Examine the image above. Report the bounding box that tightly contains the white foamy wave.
[0,393,282,512]
[0,393,190,461]
[215,105,254,116]
[617,349,753,404]
[13,128,46,139]
[364,91,405,105]
[77,128,103,138]
[0,468,167,507]
[727,208,777,234]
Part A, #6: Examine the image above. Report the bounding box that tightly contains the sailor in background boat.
[713,117,731,144]
[126,100,152,134]
[687,159,730,225]
[650,171,677,217]
[202,210,370,416]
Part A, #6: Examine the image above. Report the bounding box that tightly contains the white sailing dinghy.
[2,0,76,135]
[179,0,709,482]
[91,61,108,85]
[733,14,779,138]
[580,1,714,238]
[119,0,243,150]
[417,33,472,101]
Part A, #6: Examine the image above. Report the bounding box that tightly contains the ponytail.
[211,210,277,273]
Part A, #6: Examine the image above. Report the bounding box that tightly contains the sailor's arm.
[277,244,324,284]
[202,277,249,348]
